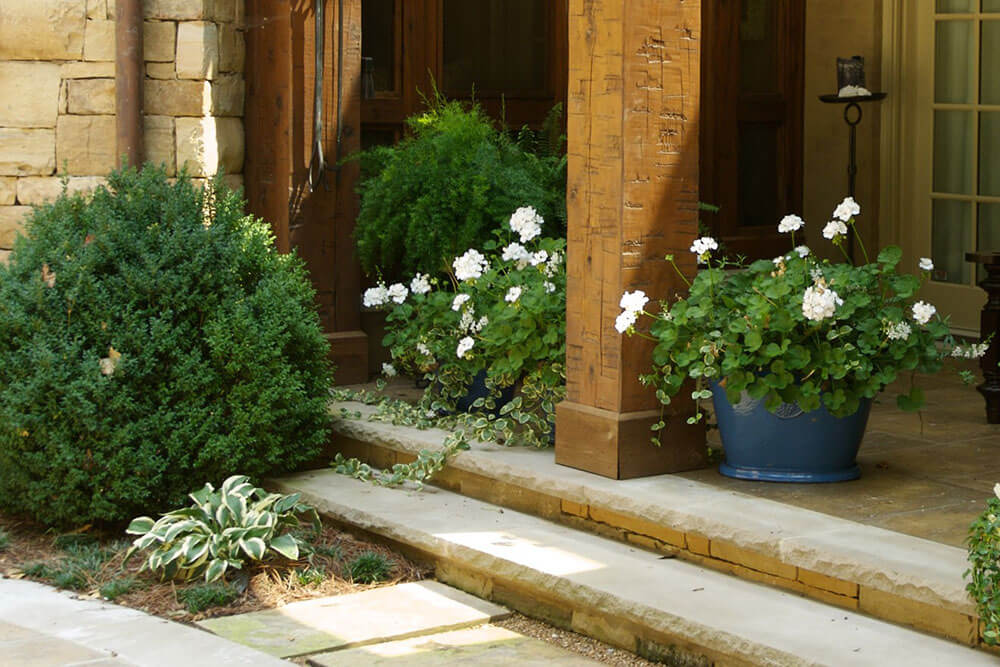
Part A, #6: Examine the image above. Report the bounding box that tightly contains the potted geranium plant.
[362,206,566,447]
[617,197,984,482]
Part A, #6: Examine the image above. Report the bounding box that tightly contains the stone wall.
[0,0,246,263]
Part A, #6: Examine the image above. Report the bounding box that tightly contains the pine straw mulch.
[0,513,429,623]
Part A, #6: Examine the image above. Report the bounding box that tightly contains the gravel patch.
[497,612,661,666]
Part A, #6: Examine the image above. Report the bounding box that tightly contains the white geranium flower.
[772,256,785,266]
[362,284,389,307]
[453,249,489,281]
[509,206,544,243]
[456,336,475,359]
[417,342,432,357]
[452,293,471,311]
[544,252,563,277]
[382,362,397,377]
[619,290,649,314]
[501,242,530,263]
[459,309,475,332]
[951,343,989,359]
[995,482,1000,501]
[832,196,861,222]
[615,310,637,334]
[802,285,843,322]
[543,281,556,294]
[529,250,549,267]
[474,316,488,332]
[795,245,810,258]
[810,267,824,282]
[387,283,408,304]
[886,321,912,341]
[912,301,937,325]
[822,220,848,240]
[690,236,719,263]
[919,257,934,272]
[778,214,804,233]
[505,286,522,303]
[410,273,431,295]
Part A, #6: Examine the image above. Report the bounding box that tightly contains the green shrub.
[0,166,332,527]
[347,551,391,584]
[178,582,239,613]
[126,475,320,583]
[354,96,566,278]
[968,490,1000,644]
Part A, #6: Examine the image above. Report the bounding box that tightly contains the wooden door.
[701,0,804,260]
[361,0,568,147]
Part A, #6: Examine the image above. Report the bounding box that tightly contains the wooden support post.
[555,0,708,479]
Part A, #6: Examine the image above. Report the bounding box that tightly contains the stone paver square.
[307,625,599,665]
[197,580,510,658]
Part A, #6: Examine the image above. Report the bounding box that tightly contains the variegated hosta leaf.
[268,533,299,561]
[273,493,302,514]
[239,537,267,560]
[204,558,228,583]
[126,516,155,535]
[221,475,251,496]
[223,493,247,524]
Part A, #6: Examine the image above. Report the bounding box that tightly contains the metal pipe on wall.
[115,0,144,167]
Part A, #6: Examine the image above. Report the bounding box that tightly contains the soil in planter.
[0,513,429,622]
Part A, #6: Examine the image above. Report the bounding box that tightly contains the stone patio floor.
[363,359,998,549]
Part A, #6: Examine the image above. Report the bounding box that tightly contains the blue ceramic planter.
[710,382,872,483]
[453,370,516,415]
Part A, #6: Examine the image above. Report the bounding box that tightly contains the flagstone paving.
[197,580,510,659]
[306,625,600,665]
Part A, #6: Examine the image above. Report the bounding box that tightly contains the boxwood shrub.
[0,167,332,527]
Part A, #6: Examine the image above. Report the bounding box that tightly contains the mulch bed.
[0,512,429,623]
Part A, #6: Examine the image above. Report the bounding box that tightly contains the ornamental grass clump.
[359,206,566,448]
[618,197,979,441]
[0,166,332,527]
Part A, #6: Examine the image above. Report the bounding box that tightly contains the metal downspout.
[116,0,144,168]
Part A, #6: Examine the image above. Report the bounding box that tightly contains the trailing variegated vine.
[124,475,320,583]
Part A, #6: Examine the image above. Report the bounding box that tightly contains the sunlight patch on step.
[435,531,606,575]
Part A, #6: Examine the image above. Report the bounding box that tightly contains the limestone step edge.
[270,469,995,666]
[322,400,981,647]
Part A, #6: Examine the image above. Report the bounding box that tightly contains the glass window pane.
[740,0,778,94]
[362,0,395,92]
[738,123,779,227]
[979,203,1000,253]
[935,20,976,103]
[983,22,1000,104]
[934,110,974,194]
[937,0,976,11]
[981,112,1000,195]
[932,199,973,284]
[985,1,1000,12]
[443,0,548,95]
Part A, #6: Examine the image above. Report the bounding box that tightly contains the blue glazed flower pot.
[710,382,872,483]
[454,370,516,415]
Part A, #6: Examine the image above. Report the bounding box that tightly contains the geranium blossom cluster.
[453,249,489,282]
[509,206,543,243]
[951,342,989,359]
[802,284,843,322]
[885,321,912,341]
[690,237,718,264]
[615,290,649,333]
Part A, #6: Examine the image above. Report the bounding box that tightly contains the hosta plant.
[362,206,566,447]
[125,475,320,583]
[618,197,980,442]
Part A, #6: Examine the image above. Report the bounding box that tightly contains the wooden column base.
[326,330,368,385]
[555,401,707,480]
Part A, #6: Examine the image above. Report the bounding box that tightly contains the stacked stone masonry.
[0,0,246,263]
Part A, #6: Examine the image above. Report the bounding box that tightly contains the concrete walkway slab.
[306,625,599,665]
[197,580,510,658]
[0,578,289,667]
[274,470,996,666]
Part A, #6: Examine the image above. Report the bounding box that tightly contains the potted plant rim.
[617,197,985,482]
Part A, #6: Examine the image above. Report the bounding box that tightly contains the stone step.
[272,469,995,666]
[306,625,601,666]
[196,580,510,659]
[318,401,980,646]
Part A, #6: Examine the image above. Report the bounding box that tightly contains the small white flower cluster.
[410,273,431,294]
[387,283,408,304]
[822,219,848,240]
[529,250,548,267]
[615,290,649,333]
[690,236,718,265]
[459,310,488,334]
[833,196,860,222]
[795,245,810,258]
[452,293,470,311]
[802,284,843,322]
[456,336,475,359]
[363,284,388,307]
[453,248,489,281]
[911,300,937,325]
[505,286,522,303]
[502,242,530,263]
[509,206,543,243]
[543,251,563,277]
[382,362,397,377]
[416,342,432,357]
[919,257,934,272]
[951,342,989,359]
[778,214,804,234]
[885,321,912,341]
[543,281,556,293]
